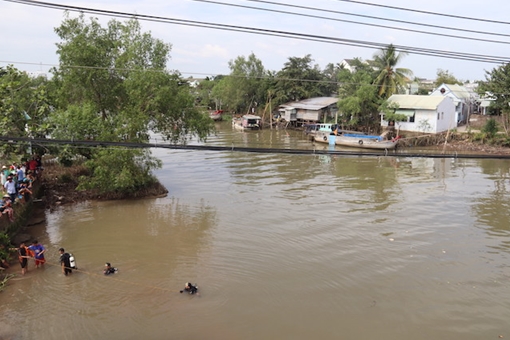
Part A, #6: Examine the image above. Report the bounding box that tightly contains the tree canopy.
[435,69,462,86]
[210,53,270,115]
[478,63,510,133]
[49,14,214,194]
[274,55,333,105]
[0,66,51,159]
[372,44,413,99]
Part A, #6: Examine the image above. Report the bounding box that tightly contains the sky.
[1,0,510,82]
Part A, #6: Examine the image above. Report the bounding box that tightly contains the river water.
[1,123,510,339]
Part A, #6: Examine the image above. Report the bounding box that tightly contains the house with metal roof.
[430,83,474,124]
[381,95,456,133]
[278,97,338,125]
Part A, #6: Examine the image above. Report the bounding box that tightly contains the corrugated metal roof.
[388,95,447,110]
[443,84,471,99]
[480,100,493,108]
[432,83,471,99]
[279,97,338,110]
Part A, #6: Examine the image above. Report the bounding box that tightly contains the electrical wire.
[197,0,510,44]
[332,0,510,25]
[244,0,510,38]
[2,0,510,64]
[2,136,510,160]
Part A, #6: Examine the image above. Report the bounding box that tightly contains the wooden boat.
[314,131,399,150]
[304,123,337,136]
[232,114,262,130]
[209,110,223,121]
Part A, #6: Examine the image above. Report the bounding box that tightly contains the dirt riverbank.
[40,163,168,211]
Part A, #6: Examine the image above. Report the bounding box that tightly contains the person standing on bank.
[59,248,72,276]
[3,176,17,203]
[28,240,46,268]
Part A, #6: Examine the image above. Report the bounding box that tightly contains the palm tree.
[373,44,413,98]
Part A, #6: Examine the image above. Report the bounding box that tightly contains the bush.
[482,118,498,139]
[0,233,11,264]
[59,172,73,183]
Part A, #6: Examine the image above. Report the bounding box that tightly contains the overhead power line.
[332,0,510,25]
[2,136,510,160]
[239,0,510,40]
[4,0,510,65]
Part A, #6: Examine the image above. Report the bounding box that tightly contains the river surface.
[1,122,510,339]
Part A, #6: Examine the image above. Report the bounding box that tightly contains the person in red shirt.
[28,158,38,173]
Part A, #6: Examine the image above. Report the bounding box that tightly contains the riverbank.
[41,162,169,211]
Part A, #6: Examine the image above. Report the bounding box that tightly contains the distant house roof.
[279,97,338,111]
[388,95,448,110]
[432,83,471,100]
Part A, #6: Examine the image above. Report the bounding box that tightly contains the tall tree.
[435,69,462,86]
[478,63,510,133]
[322,62,343,96]
[50,14,214,195]
[337,65,381,130]
[0,66,52,159]
[212,53,269,114]
[372,44,413,98]
[274,55,330,105]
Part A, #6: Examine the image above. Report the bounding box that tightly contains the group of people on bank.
[1,156,40,222]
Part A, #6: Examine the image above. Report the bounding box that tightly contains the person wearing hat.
[1,165,9,181]
[3,176,17,205]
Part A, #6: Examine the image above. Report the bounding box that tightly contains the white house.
[340,59,357,73]
[278,97,338,125]
[381,95,456,133]
[430,83,473,124]
[340,58,375,73]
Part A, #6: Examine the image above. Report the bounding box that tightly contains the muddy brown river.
[0,123,509,339]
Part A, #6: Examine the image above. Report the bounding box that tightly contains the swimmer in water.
[180,282,198,295]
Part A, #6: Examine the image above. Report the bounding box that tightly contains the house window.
[437,112,440,120]
[441,112,444,119]
[409,114,415,123]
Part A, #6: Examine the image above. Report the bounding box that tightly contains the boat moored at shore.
[314,130,399,150]
[232,114,262,131]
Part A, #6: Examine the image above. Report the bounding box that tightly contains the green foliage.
[0,66,52,159]
[372,44,413,98]
[77,148,161,194]
[478,63,510,133]
[0,233,11,263]
[49,14,214,195]
[274,55,332,105]
[501,136,510,147]
[481,118,498,138]
[379,101,408,123]
[0,273,15,292]
[193,77,222,110]
[435,69,462,86]
[337,64,381,130]
[212,53,270,114]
